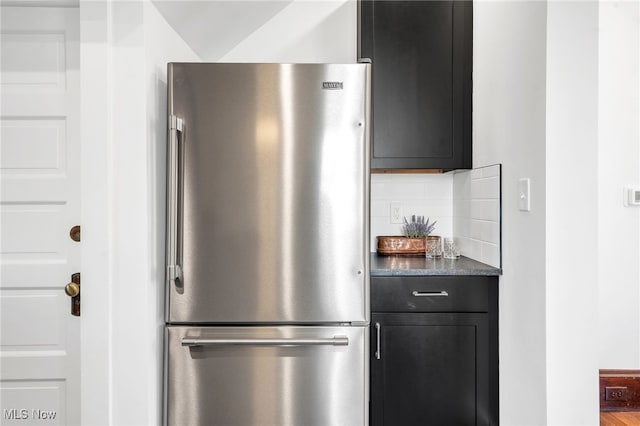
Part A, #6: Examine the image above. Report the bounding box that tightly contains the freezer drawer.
[165,325,368,426]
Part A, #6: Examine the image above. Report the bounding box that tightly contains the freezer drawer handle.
[412,290,449,297]
[181,336,349,347]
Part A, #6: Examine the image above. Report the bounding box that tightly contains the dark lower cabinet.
[370,276,498,426]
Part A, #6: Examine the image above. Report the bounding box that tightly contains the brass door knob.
[65,282,80,298]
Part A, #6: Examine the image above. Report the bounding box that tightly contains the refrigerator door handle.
[181,335,349,347]
[167,115,184,287]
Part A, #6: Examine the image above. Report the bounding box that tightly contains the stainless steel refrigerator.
[164,63,371,426]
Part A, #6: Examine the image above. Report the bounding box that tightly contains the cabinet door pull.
[412,290,449,297]
[375,322,381,360]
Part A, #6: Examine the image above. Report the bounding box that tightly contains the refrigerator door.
[165,325,368,426]
[167,63,370,324]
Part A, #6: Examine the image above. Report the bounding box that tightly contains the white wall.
[597,0,640,369]
[221,0,356,63]
[477,1,638,424]
[474,1,548,424]
[80,1,198,424]
[142,5,200,422]
[545,2,599,424]
[80,2,113,422]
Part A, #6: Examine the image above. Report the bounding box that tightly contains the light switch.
[624,187,640,207]
[519,178,530,212]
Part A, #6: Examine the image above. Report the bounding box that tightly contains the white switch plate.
[390,202,403,224]
[624,187,640,206]
[518,178,530,212]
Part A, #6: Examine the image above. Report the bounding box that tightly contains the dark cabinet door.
[371,312,496,426]
[360,1,472,169]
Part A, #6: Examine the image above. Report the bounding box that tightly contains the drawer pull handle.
[412,290,449,297]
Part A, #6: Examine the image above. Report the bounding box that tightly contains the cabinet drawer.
[371,276,493,313]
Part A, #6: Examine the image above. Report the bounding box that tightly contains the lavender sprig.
[402,215,437,238]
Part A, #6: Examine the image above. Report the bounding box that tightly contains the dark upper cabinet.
[359,1,473,170]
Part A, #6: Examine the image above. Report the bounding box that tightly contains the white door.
[0,6,80,425]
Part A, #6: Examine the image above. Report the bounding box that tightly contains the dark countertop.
[370,253,502,276]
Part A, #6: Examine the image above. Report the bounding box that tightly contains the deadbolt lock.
[69,225,81,242]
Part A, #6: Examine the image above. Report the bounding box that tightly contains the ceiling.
[151,1,293,61]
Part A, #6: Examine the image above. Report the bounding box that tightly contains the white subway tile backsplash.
[425,181,453,199]
[470,176,500,199]
[384,182,428,199]
[370,174,454,249]
[404,199,451,218]
[370,166,501,269]
[370,200,391,217]
[470,168,483,180]
[453,198,471,220]
[453,217,470,239]
[453,172,470,200]
[370,216,404,249]
[469,220,484,241]
[469,220,500,244]
[467,238,483,260]
[487,221,500,245]
[470,199,500,222]
[481,165,500,178]
[452,164,501,268]
[481,242,501,268]
[457,236,470,256]
[430,217,453,238]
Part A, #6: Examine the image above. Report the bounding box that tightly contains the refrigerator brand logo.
[322,81,343,90]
